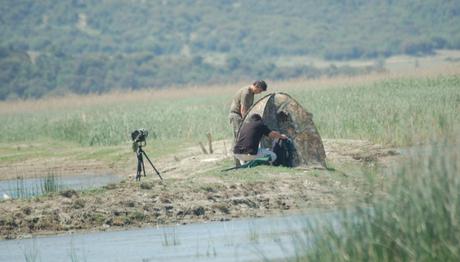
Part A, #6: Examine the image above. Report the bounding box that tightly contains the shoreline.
[0,168,383,240]
[0,138,397,240]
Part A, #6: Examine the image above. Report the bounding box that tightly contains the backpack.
[271,139,294,167]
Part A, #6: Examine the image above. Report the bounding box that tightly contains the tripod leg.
[136,162,142,181]
[136,148,143,181]
[141,158,146,177]
[141,150,163,180]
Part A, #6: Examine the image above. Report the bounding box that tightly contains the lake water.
[0,174,123,199]
[0,212,336,262]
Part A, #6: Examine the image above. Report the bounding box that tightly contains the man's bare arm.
[268,131,288,140]
[240,106,248,117]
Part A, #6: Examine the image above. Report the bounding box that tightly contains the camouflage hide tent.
[240,92,326,168]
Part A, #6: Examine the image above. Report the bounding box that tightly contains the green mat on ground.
[240,156,271,168]
[221,156,271,172]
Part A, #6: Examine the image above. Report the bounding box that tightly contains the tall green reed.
[0,76,458,147]
[291,76,460,146]
[22,239,40,262]
[40,172,61,194]
[0,95,231,146]
[300,136,460,261]
[10,173,62,199]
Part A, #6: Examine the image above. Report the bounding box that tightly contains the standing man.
[229,80,268,166]
[229,80,267,140]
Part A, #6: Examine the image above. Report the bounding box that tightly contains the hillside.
[1,0,459,99]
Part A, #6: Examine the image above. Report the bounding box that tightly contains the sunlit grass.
[0,75,458,149]
[1,72,458,261]
[297,137,460,261]
[290,76,460,146]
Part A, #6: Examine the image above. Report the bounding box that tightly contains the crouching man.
[233,114,288,165]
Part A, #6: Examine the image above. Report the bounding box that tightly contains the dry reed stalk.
[207,133,213,154]
[198,142,208,154]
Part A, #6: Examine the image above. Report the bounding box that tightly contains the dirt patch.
[0,139,398,239]
[323,139,399,166]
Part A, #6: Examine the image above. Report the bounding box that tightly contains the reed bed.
[297,136,460,261]
[0,75,458,147]
[291,75,460,146]
[8,173,62,199]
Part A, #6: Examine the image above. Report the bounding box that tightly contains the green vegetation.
[1,72,458,252]
[162,227,181,247]
[1,0,459,99]
[23,240,40,262]
[1,76,458,149]
[0,94,231,147]
[292,76,460,146]
[248,222,261,243]
[1,74,457,260]
[40,173,61,194]
[9,173,62,199]
[299,138,460,261]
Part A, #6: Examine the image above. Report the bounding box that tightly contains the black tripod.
[135,144,162,181]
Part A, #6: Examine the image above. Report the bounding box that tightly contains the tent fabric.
[239,92,326,168]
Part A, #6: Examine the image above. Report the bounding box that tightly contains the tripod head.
[132,140,146,152]
[131,128,148,152]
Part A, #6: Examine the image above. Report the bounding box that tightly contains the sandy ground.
[0,139,399,240]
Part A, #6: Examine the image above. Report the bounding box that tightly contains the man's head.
[251,80,267,94]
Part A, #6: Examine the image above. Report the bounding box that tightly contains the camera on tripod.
[130,128,162,181]
[131,128,148,144]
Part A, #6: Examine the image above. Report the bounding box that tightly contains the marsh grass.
[206,241,218,258]
[290,76,460,146]
[69,239,87,262]
[0,94,231,147]
[8,172,63,199]
[0,75,458,149]
[40,172,61,194]
[161,227,181,247]
[248,222,261,243]
[194,239,218,259]
[298,137,460,261]
[22,239,42,262]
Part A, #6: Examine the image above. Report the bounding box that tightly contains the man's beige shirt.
[229,86,254,117]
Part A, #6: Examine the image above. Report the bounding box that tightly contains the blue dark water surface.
[0,212,333,262]
[0,174,123,199]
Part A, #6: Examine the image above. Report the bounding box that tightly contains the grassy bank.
[0,75,458,149]
[297,136,460,261]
